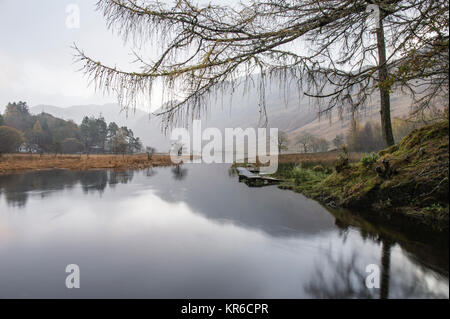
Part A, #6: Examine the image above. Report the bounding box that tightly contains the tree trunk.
[380,240,392,299]
[376,18,395,147]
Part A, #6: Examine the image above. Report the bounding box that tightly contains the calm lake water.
[0,164,448,298]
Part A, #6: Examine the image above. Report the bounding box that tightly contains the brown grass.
[277,151,364,167]
[0,153,175,175]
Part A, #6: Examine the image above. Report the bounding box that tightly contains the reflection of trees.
[0,171,80,208]
[171,165,188,181]
[305,235,447,299]
[329,207,449,279]
[304,228,447,299]
[0,174,28,208]
[304,252,375,299]
[108,170,134,186]
[228,167,237,177]
[145,167,157,178]
[380,240,392,299]
[79,171,108,193]
[307,206,449,299]
[0,169,135,207]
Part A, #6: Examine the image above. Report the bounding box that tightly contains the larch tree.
[75,0,449,147]
[31,120,44,150]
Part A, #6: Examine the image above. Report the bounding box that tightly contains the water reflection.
[328,206,449,278]
[0,170,136,207]
[108,170,135,187]
[305,251,375,298]
[171,165,188,181]
[305,236,448,299]
[145,167,157,178]
[0,165,448,298]
[380,240,392,299]
[306,243,410,298]
[305,206,449,299]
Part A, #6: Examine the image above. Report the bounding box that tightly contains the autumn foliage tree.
[0,126,24,156]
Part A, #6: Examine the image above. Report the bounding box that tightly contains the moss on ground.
[275,120,449,230]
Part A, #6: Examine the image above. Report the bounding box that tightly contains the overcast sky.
[0,0,239,112]
[0,0,118,110]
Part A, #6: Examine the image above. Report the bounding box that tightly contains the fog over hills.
[30,103,148,129]
[28,81,321,151]
[288,92,413,149]
[29,80,412,152]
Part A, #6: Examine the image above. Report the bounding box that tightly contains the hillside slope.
[288,92,413,146]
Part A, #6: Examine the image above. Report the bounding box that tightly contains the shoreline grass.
[276,151,363,167]
[272,121,449,230]
[0,153,175,175]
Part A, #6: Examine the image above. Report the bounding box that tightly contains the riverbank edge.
[274,120,449,231]
[278,182,448,232]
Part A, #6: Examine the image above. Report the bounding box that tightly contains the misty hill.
[289,92,413,149]
[132,87,320,152]
[28,80,412,152]
[29,82,322,152]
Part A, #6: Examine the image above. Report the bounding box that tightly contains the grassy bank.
[274,120,449,230]
[277,151,363,166]
[0,153,174,175]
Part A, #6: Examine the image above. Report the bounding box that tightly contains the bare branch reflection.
[171,165,188,181]
[304,251,375,299]
[304,237,446,299]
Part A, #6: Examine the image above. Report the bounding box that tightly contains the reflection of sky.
[388,247,449,298]
[0,166,448,298]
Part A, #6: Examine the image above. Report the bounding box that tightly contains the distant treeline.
[0,101,143,155]
[293,116,427,154]
[332,118,426,153]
